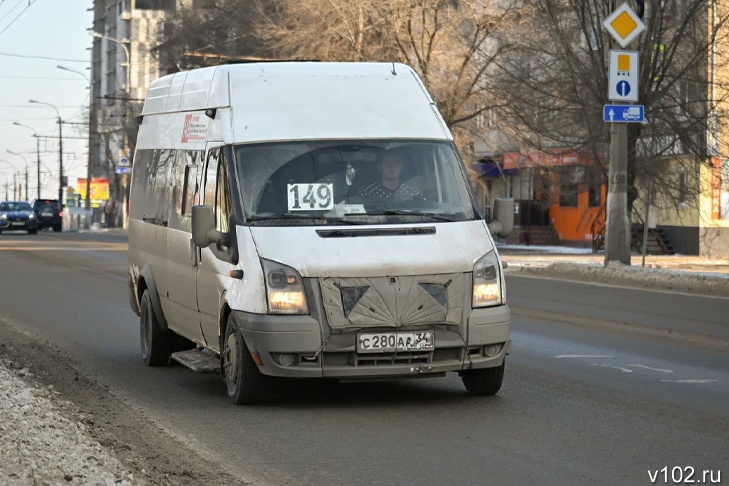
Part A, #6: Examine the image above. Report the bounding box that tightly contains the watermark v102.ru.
[649,467,722,484]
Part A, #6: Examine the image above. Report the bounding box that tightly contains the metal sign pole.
[602,2,645,266]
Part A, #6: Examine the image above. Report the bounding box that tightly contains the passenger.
[357,151,422,200]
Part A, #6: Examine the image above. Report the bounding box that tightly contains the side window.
[129,149,153,220]
[203,148,231,233]
[215,155,232,233]
[169,150,202,232]
[148,149,174,221]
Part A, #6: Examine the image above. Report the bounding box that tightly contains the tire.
[461,360,505,396]
[222,315,264,405]
[28,229,37,235]
[139,290,170,366]
[53,224,62,232]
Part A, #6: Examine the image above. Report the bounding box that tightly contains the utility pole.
[605,123,631,265]
[602,2,645,266]
[36,137,40,199]
[28,100,64,204]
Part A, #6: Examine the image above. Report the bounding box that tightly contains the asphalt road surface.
[1,231,727,485]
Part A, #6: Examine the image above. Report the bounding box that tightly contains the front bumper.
[0,219,38,231]
[232,304,510,379]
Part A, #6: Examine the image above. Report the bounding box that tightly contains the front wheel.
[461,360,505,396]
[140,290,170,366]
[222,315,264,405]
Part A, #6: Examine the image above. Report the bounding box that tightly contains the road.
[1,231,727,485]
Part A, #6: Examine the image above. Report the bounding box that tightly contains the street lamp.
[0,161,18,200]
[6,150,28,201]
[93,31,132,229]
[57,65,90,83]
[28,99,64,204]
[57,65,93,226]
[0,173,8,200]
[13,122,42,200]
[92,32,130,93]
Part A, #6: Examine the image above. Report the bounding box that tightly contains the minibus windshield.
[234,140,477,225]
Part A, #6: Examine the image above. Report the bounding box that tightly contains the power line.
[0,0,41,37]
[0,51,88,63]
[0,76,88,80]
[0,0,24,25]
[0,105,85,109]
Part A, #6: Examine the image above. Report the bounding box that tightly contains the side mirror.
[192,205,225,248]
[488,197,515,238]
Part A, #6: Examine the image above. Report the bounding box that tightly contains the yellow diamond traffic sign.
[603,4,645,48]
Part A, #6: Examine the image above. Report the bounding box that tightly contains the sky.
[0,0,93,201]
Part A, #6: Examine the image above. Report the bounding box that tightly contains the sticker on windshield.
[287,183,334,211]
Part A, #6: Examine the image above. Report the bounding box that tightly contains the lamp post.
[12,123,42,200]
[6,151,29,201]
[57,65,93,227]
[28,99,63,204]
[92,32,130,92]
[93,31,132,229]
[0,161,17,200]
[0,173,8,200]
[57,64,90,83]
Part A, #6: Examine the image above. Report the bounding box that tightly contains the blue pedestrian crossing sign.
[603,104,645,123]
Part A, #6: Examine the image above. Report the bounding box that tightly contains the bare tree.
[254,0,519,152]
[153,1,271,71]
[492,0,729,225]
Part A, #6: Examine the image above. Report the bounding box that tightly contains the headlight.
[0,214,6,219]
[472,251,504,307]
[261,258,309,314]
[28,213,35,219]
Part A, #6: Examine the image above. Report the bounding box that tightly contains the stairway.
[631,227,675,255]
[523,225,561,246]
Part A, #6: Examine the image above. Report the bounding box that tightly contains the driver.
[357,151,422,200]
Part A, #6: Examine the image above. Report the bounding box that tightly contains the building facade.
[89,0,173,226]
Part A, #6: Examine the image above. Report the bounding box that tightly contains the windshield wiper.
[375,210,459,222]
[246,214,366,225]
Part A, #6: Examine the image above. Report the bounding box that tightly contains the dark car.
[32,199,63,232]
[0,201,39,234]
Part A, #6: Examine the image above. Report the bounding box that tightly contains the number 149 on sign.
[287,183,334,211]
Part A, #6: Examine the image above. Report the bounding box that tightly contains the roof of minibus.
[140,62,452,143]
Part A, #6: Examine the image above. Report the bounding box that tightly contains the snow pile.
[0,359,137,485]
[515,261,729,297]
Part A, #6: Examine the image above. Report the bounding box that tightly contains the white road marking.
[591,364,633,373]
[551,355,614,359]
[661,379,718,384]
[626,364,674,373]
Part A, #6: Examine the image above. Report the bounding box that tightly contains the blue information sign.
[603,104,645,123]
[114,166,132,175]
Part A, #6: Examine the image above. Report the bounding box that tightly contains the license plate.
[357,331,435,354]
[11,222,25,226]
[41,212,53,217]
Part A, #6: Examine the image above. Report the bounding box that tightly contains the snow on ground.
[496,244,595,254]
[0,358,136,485]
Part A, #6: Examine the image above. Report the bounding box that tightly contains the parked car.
[0,201,38,234]
[32,199,63,232]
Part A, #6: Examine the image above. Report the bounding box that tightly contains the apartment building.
[89,0,173,225]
